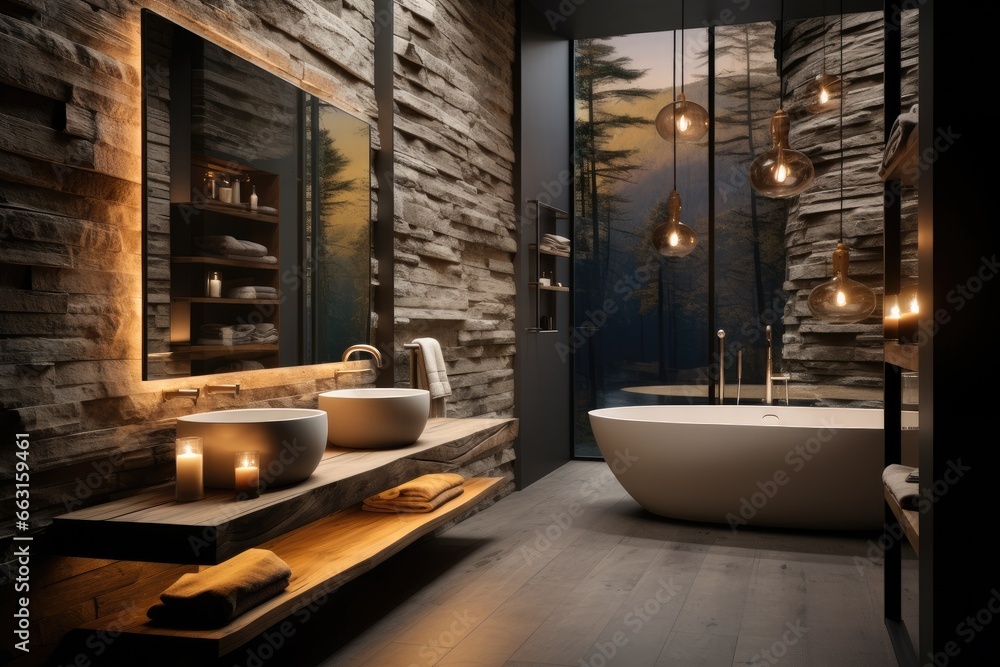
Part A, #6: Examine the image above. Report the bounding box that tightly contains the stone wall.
[0,0,517,661]
[391,0,518,419]
[779,10,919,393]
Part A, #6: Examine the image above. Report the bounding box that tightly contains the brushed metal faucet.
[716,329,726,404]
[342,343,384,368]
[163,388,200,401]
[765,325,790,404]
[204,382,240,396]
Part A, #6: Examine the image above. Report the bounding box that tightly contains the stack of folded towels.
[362,473,465,513]
[252,323,278,344]
[226,285,279,300]
[147,548,291,628]
[540,233,571,255]
[195,235,277,264]
[197,323,255,346]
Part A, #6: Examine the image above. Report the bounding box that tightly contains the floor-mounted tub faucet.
[765,325,790,405]
[716,329,726,404]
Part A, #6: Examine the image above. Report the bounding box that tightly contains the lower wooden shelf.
[65,477,504,660]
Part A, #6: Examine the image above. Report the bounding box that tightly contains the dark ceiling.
[525,0,885,39]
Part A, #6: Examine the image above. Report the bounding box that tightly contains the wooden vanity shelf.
[50,418,518,565]
[60,476,503,661]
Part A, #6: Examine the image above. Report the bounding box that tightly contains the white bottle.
[233,177,240,205]
[250,185,258,211]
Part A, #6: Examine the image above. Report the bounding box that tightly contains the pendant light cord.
[777,0,784,102]
[838,0,844,243]
[680,0,685,96]
[672,27,677,189]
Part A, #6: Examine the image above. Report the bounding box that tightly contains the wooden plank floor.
[204,461,895,667]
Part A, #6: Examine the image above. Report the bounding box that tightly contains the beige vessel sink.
[175,408,328,489]
[318,388,430,448]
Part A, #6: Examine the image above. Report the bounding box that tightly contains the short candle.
[175,436,204,502]
[234,451,260,499]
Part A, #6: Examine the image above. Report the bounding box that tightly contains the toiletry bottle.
[233,174,241,205]
[250,185,258,211]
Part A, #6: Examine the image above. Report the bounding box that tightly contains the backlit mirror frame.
[141,9,372,381]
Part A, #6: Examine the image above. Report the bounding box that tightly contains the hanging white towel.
[412,338,452,400]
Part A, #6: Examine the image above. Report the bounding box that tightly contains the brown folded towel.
[367,473,465,502]
[363,484,464,513]
[146,548,291,627]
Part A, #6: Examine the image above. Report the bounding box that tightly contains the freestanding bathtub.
[590,405,917,532]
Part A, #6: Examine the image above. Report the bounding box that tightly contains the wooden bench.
[883,465,919,557]
[61,477,504,661]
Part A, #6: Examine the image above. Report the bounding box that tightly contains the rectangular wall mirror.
[142,9,372,380]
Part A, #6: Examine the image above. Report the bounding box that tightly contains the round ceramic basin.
[175,408,328,489]
[318,388,430,448]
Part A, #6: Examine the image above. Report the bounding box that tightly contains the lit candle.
[234,451,260,499]
[175,436,204,502]
[207,271,222,298]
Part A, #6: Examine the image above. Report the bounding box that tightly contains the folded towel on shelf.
[883,463,920,511]
[878,103,919,179]
[251,323,279,344]
[411,337,452,400]
[195,235,268,258]
[362,473,466,513]
[146,549,291,628]
[197,323,255,346]
[540,233,571,254]
[367,473,465,502]
[226,286,279,300]
[220,254,277,264]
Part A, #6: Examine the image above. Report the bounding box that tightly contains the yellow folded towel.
[363,484,465,513]
[362,473,465,513]
[146,548,291,627]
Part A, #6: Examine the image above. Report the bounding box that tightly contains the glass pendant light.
[652,33,697,259]
[652,189,698,257]
[804,12,841,114]
[749,0,815,198]
[807,17,875,324]
[654,1,709,143]
[807,243,876,322]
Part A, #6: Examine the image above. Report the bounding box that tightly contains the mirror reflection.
[142,10,371,380]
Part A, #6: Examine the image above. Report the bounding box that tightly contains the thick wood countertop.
[49,418,517,564]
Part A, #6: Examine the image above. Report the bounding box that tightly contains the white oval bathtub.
[590,405,915,532]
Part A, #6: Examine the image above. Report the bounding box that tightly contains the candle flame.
[909,296,919,313]
[889,303,901,318]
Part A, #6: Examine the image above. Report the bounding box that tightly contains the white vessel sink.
[175,408,328,489]
[318,388,430,449]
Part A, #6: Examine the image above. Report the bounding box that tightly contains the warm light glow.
[908,296,919,313]
[806,244,876,323]
[749,109,815,198]
[819,88,829,104]
[668,231,679,246]
[889,302,901,318]
[677,114,690,133]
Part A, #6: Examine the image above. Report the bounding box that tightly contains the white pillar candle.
[234,451,260,499]
[175,436,204,502]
